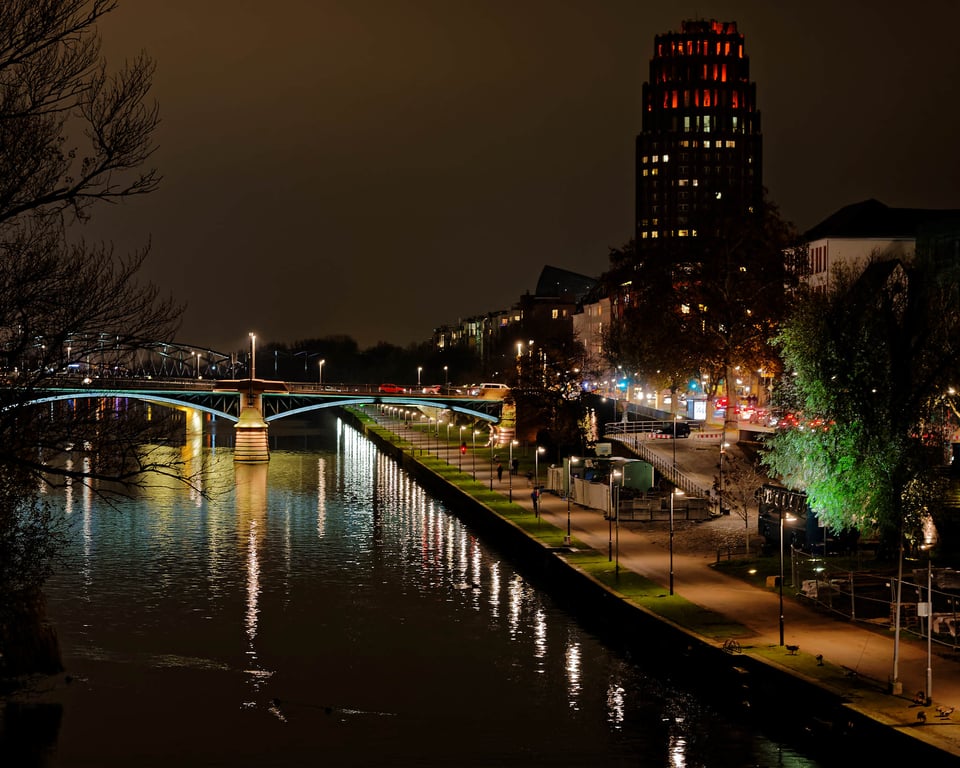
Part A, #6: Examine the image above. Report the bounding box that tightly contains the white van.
[469,382,509,397]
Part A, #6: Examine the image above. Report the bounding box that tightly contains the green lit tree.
[762,255,960,557]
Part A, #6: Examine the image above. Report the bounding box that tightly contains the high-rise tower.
[635,20,762,259]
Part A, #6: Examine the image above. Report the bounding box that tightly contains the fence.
[790,550,960,651]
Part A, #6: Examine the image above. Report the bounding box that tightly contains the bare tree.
[0,1,183,677]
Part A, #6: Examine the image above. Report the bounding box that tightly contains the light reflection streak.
[508,575,523,637]
[668,732,688,767]
[565,640,582,710]
[489,562,501,618]
[533,607,547,664]
[235,462,270,703]
[606,680,626,727]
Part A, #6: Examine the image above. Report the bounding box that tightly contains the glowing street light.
[566,457,580,545]
[508,439,518,501]
[472,429,478,480]
[534,445,545,489]
[608,469,621,564]
[669,488,684,594]
[417,366,423,388]
[318,358,325,386]
[779,510,796,646]
[458,425,465,472]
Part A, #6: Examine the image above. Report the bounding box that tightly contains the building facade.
[635,19,763,258]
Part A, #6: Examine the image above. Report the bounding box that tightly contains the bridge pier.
[234,392,270,463]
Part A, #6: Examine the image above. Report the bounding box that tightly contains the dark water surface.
[4,416,828,766]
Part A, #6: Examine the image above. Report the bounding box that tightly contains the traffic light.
[460,442,467,454]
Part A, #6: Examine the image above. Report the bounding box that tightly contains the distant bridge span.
[25,377,506,425]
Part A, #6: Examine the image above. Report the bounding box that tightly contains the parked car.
[420,385,441,394]
[655,421,691,437]
[378,383,406,394]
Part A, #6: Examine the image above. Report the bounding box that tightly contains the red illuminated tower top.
[635,20,763,259]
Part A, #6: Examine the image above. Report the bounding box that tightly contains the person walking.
[530,487,539,516]
[496,462,503,482]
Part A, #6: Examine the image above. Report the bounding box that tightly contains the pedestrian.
[525,470,533,486]
[531,487,539,515]
[497,462,503,482]
[511,457,519,475]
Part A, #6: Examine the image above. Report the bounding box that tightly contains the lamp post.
[508,439,517,501]
[566,457,579,545]
[608,469,621,562]
[534,446,545,489]
[459,425,465,472]
[472,429,478,480]
[670,489,683,594]
[718,441,728,516]
[318,359,325,387]
[779,511,796,646]
[443,365,449,393]
[417,366,423,388]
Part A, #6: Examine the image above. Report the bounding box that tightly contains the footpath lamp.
[608,469,621,563]
[417,366,423,388]
[508,439,518,501]
[472,429,478,480]
[458,426,465,472]
[779,511,796,646]
[566,457,580,545]
[318,359,325,386]
[534,446,545,489]
[670,489,684,594]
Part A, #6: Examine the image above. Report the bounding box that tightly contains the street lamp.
[444,365,449,393]
[417,366,423,388]
[566,457,580,545]
[670,489,684,594]
[508,439,518,501]
[318,359,325,387]
[717,441,729,516]
[608,469,621,562]
[534,446,545,489]
[248,332,256,383]
[459,425,465,472]
[779,511,796,646]
[472,429,478,480]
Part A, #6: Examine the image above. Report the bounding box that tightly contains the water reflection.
[25,415,827,767]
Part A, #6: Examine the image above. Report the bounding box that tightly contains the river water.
[3,413,829,767]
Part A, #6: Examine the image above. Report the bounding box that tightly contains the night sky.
[88,1,960,355]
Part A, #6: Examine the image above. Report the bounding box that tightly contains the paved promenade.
[371,410,960,759]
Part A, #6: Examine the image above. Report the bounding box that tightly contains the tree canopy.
[0,0,180,671]
[604,198,798,429]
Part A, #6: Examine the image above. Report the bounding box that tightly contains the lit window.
[653,155,659,162]
[703,140,711,148]
[662,154,669,162]
[642,155,649,163]
[643,169,649,176]
[678,179,689,186]
[651,168,658,175]
[692,179,699,186]
[678,229,689,237]
[641,231,648,239]
[680,304,690,314]
[691,229,698,236]
[551,309,559,319]
[651,231,659,238]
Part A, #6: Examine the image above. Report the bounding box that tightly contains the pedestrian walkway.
[367,409,960,758]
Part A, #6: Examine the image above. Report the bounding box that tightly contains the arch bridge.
[25,377,505,462]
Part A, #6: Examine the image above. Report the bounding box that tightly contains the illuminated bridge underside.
[28,389,503,424]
